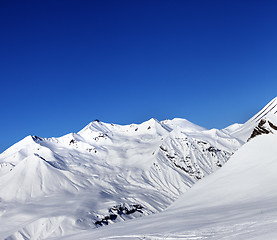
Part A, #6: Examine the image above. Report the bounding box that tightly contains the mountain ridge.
[1,98,277,240]
[69,126,277,240]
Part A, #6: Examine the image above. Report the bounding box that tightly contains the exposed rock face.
[248,119,277,141]
[269,121,277,130]
[95,204,144,227]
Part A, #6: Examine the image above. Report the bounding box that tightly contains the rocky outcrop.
[248,119,277,141]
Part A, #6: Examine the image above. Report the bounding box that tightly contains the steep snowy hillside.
[62,114,277,240]
[0,118,240,240]
[224,97,277,141]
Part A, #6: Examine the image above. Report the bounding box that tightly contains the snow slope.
[225,97,277,141]
[0,118,240,240]
[2,97,277,240]
[61,115,277,240]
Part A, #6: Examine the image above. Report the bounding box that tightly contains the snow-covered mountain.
[0,97,276,240]
[0,117,240,239]
[65,115,277,240]
[223,97,277,141]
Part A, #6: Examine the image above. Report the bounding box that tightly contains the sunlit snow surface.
[225,97,277,141]
[1,97,277,240]
[58,133,277,240]
[0,118,240,239]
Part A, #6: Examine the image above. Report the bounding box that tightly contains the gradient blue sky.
[1,0,277,153]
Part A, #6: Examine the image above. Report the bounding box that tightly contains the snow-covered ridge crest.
[247,97,277,123]
[225,97,277,142]
[78,118,171,135]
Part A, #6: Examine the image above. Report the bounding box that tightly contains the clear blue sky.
[1,0,277,153]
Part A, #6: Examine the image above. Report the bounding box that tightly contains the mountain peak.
[226,97,277,142]
[161,118,206,132]
[247,97,277,124]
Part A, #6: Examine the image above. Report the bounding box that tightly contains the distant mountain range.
[1,97,277,240]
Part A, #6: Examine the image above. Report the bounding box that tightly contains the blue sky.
[1,0,277,153]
